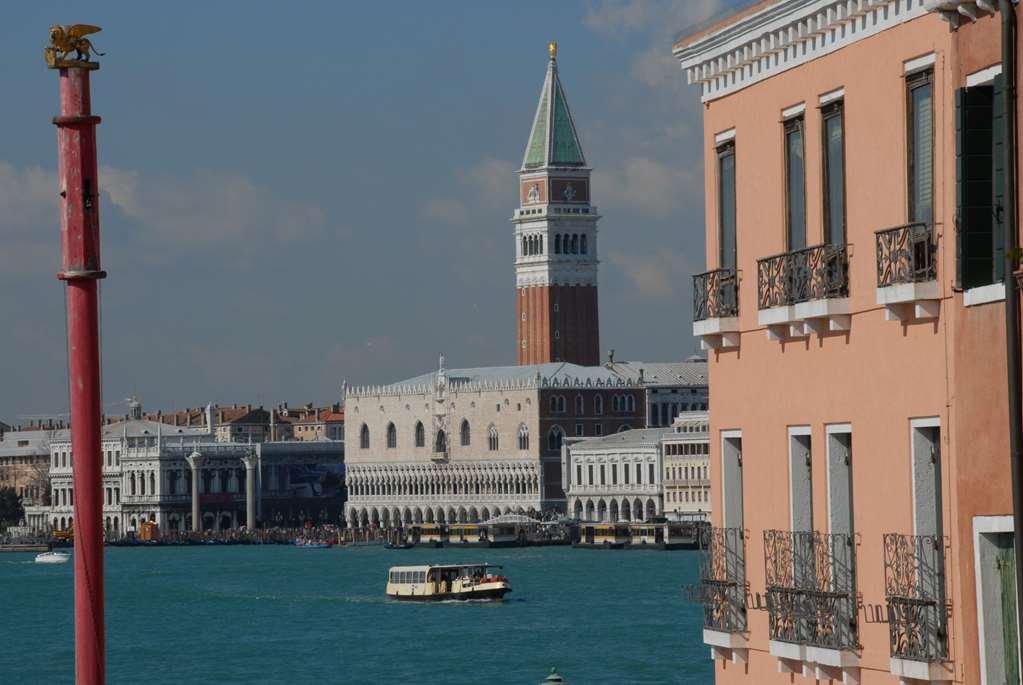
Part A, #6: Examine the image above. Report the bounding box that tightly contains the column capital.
[185,451,203,470]
[240,453,258,470]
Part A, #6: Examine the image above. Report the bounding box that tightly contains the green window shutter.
[993,74,1006,282]
[956,84,996,289]
[956,88,964,287]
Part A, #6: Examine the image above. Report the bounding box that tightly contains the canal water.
[0,545,711,684]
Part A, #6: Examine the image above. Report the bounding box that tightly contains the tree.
[0,487,24,527]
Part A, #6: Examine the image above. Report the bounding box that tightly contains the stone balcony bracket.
[759,298,851,341]
[878,280,940,323]
[770,641,861,685]
[704,629,749,665]
[889,657,954,684]
[693,316,740,351]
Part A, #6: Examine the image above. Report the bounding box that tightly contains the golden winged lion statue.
[46,24,104,66]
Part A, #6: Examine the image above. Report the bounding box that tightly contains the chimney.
[606,349,615,366]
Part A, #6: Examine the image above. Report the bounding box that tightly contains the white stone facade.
[662,412,710,519]
[564,428,666,522]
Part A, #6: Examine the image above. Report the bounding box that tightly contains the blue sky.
[0,1,731,421]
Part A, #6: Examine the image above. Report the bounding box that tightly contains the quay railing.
[700,526,747,633]
[693,267,739,321]
[757,243,849,310]
[763,529,859,651]
[875,222,936,288]
[884,533,949,662]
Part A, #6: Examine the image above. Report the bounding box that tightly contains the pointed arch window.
[385,422,396,449]
[594,395,604,415]
[538,235,544,255]
[518,424,530,450]
[612,395,620,412]
[488,425,499,451]
[555,234,561,254]
[460,419,471,447]
[435,430,447,453]
[521,236,527,257]
[580,234,588,254]
[575,395,584,415]
[571,234,579,253]
[414,421,425,447]
[360,423,370,449]
[548,425,565,451]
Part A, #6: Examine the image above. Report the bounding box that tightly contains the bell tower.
[514,42,600,366]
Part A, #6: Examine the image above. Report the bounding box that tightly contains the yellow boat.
[385,563,511,601]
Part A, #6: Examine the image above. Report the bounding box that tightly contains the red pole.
[52,62,106,684]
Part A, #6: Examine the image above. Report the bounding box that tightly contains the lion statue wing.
[66,24,102,40]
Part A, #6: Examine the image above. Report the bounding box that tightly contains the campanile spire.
[514,44,600,366]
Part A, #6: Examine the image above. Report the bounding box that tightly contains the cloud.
[593,157,700,218]
[326,337,402,385]
[0,161,332,277]
[418,197,470,227]
[608,249,694,300]
[461,158,516,209]
[102,166,327,246]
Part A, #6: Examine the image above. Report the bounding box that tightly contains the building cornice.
[674,0,930,103]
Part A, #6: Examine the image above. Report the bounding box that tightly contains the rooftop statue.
[45,24,104,68]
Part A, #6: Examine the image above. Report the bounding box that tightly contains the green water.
[0,546,711,684]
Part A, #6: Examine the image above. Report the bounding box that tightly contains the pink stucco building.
[675,1,1020,683]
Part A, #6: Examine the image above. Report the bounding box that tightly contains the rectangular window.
[576,465,582,486]
[822,101,846,245]
[956,75,1006,289]
[588,465,593,486]
[722,433,744,529]
[594,424,603,436]
[648,463,655,484]
[718,141,737,269]
[575,423,584,437]
[826,427,854,535]
[908,69,934,225]
[611,464,618,485]
[600,465,605,486]
[785,116,806,250]
[624,464,630,484]
[636,463,642,485]
[789,430,813,532]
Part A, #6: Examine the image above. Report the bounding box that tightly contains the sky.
[0,0,736,423]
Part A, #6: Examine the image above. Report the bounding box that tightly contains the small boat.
[385,563,511,601]
[294,539,333,549]
[34,551,70,564]
[384,541,414,550]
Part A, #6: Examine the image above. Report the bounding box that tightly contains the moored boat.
[385,563,511,601]
[294,539,333,549]
[34,551,70,564]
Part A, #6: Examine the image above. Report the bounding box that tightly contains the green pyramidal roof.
[522,58,586,170]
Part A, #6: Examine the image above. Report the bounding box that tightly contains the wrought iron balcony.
[763,529,859,651]
[876,223,936,287]
[874,224,940,321]
[699,526,747,633]
[692,268,740,349]
[693,268,739,321]
[884,533,949,663]
[756,244,850,338]
[757,243,849,310]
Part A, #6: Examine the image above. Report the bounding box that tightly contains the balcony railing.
[757,244,849,310]
[876,223,936,288]
[693,268,739,321]
[763,529,859,651]
[700,526,747,633]
[884,533,949,663]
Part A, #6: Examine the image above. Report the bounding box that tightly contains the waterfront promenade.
[0,545,709,684]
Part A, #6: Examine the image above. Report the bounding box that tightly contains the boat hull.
[390,587,511,602]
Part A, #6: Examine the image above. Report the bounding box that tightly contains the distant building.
[661,412,709,519]
[291,405,345,442]
[25,400,344,535]
[0,428,51,504]
[343,357,647,527]
[602,357,708,427]
[563,428,667,522]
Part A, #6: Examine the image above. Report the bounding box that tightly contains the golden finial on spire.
[548,41,558,60]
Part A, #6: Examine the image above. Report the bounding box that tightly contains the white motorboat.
[34,551,70,564]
